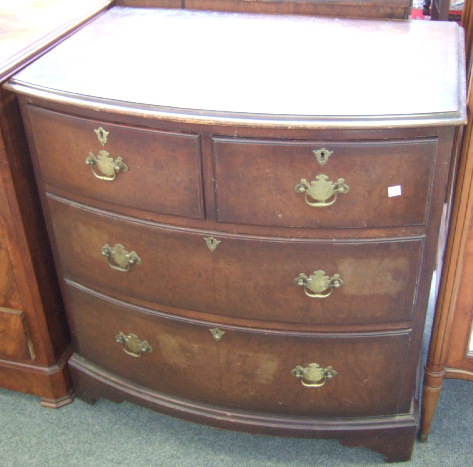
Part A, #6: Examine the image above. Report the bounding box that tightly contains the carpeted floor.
[0,377,471,466]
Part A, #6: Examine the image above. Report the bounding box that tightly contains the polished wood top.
[8,6,467,128]
[0,0,111,81]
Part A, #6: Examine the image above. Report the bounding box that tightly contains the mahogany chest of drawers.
[6,6,466,461]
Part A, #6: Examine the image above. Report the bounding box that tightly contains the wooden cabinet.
[119,0,412,18]
[0,0,111,406]
[420,0,473,441]
[420,126,473,438]
[6,6,465,461]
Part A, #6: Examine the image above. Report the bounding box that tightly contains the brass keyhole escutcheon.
[291,363,337,387]
[313,148,333,166]
[209,328,225,342]
[94,127,109,146]
[204,237,221,252]
[294,270,344,298]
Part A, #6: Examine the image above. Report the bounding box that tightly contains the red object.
[411,8,428,19]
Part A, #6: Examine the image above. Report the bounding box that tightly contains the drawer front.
[213,137,437,228]
[47,196,215,314]
[212,234,423,325]
[26,105,204,219]
[48,196,423,327]
[65,282,412,417]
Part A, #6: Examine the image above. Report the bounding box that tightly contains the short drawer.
[48,196,423,327]
[26,105,203,219]
[65,282,412,417]
[213,137,437,228]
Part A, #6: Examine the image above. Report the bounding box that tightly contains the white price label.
[388,185,402,198]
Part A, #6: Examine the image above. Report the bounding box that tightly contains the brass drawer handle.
[116,332,152,357]
[294,270,344,298]
[86,150,128,181]
[294,174,350,207]
[102,243,141,272]
[291,363,338,388]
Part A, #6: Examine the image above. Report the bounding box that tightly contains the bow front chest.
[6,6,466,462]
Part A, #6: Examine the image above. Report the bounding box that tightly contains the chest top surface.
[8,6,466,128]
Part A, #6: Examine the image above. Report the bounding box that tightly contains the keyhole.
[314,148,332,166]
[95,127,109,146]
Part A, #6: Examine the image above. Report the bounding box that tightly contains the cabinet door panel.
[0,308,35,361]
[0,229,22,310]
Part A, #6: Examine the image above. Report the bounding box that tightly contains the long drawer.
[65,281,413,417]
[26,105,204,219]
[213,136,437,228]
[48,195,424,327]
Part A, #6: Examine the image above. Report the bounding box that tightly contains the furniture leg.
[419,368,446,441]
